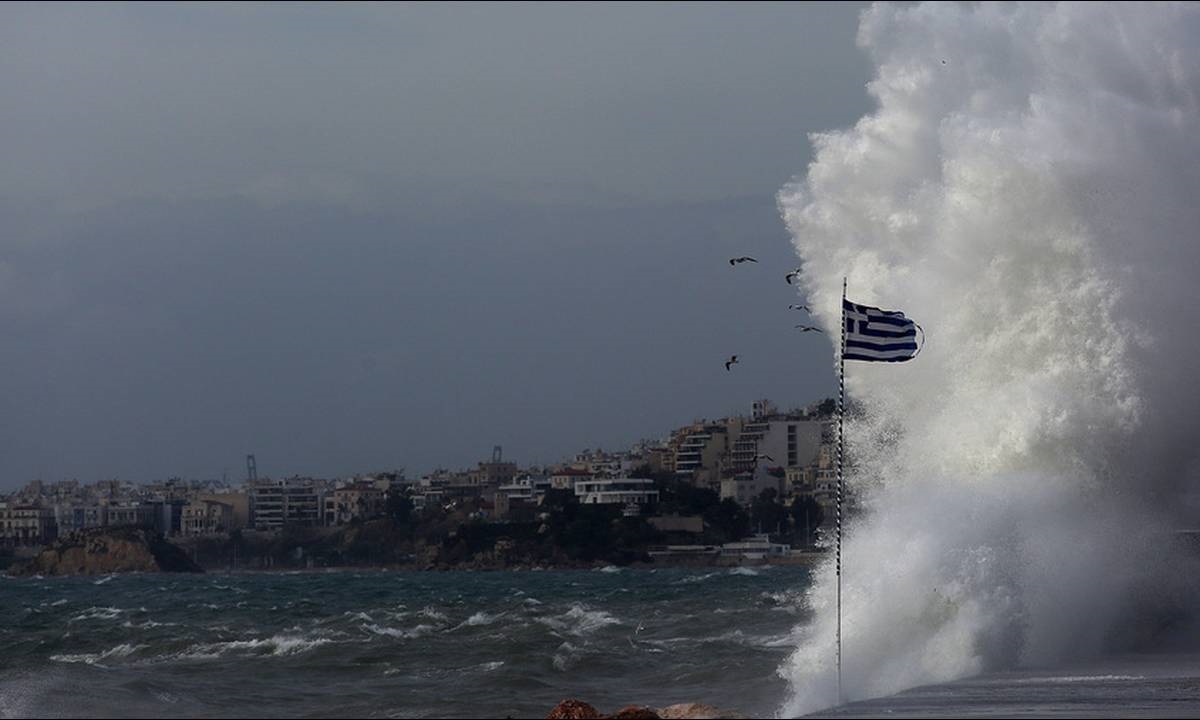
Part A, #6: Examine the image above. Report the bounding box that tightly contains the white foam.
[1016,674,1147,684]
[361,623,435,640]
[777,3,1200,715]
[50,642,146,666]
[176,633,333,660]
[68,606,123,623]
[458,611,502,628]
[537,604,621,636]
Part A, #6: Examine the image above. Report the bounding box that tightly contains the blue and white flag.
[843,299,922,362]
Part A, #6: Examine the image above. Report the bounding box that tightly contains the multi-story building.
[572,449,638,479]
[194,493,250,530]
[729,402,824,477]
[54,503,108,534]
[550,467,593,492]
[106,503,159,528]
[471,461,518,488]
[574,478,659,509]
[249,478,325,530]
[324,482,386,526]
[0,504,57,547]
[673,424,730,491]
[643,445,675,475]
[181,499,235,536]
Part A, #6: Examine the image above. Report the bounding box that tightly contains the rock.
[546,699,602,719]
[656,704,734,719]
[9,526,203,576]
[609,706,660,719]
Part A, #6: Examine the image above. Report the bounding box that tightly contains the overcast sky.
[0,2,873,488]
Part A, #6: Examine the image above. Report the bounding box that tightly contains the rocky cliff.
[10,525,203,576]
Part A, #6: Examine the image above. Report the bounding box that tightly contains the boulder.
[609,706,660,719]
[546,699,602,719]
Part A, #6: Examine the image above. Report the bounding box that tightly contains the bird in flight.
[785,269,801,285]
[729,256,758,266]
[795,325,824,333]
[788,304,810,312]
[725,355,739,371]
[754,454,776,463]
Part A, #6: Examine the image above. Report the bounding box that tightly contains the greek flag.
[843,299,921,362]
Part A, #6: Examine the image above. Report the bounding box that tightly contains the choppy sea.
[0,566,810,718]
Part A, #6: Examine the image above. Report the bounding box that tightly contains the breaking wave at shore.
[777,2,1200,714]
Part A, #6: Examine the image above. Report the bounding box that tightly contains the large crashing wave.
[777,3,1200,715]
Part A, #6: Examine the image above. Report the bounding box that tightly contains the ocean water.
[0,566,809,719]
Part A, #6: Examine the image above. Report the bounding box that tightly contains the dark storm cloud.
[0,2,871,485]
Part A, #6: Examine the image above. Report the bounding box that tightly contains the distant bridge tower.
[246,454,258,482]
[492,445,502,463]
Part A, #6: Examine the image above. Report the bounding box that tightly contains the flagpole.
[837,276,846,707]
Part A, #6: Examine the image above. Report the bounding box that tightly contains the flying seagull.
[725,355,739,371]
[785,269,801,285]
[795,325,824,333]
[788,304,811,312]
[729,256,758,266]
[754,454,776,463]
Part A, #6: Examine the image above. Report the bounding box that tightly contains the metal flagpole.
[837,276,846,706]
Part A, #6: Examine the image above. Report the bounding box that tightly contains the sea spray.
[776,2,1200,714]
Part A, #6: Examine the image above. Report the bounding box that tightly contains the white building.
[720,469,783,506]
[730,415,824,476]
[720,533,791,560]
[573,478,659,507]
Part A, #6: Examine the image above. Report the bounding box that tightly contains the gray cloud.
[0,3,871,486]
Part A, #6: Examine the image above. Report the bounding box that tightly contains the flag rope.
[837,276,846,706]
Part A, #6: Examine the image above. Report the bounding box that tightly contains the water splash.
[776,3,1200,714]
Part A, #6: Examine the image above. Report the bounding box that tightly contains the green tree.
[386,493,415,525]
[750,488,787,536]
[790,496,824,546]
[703,498,750,543]
[654,477,720,516]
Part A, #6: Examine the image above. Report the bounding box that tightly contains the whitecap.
[51,642,146,666]
[361,623,434,640]
[537,604,620,636]
[176,634,332,660]
[457,611,502,628]
[674,572,719,584]
[68,606,123,623]
[417,606,448,622]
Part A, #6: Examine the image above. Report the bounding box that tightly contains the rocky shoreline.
[8,526,203,576]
